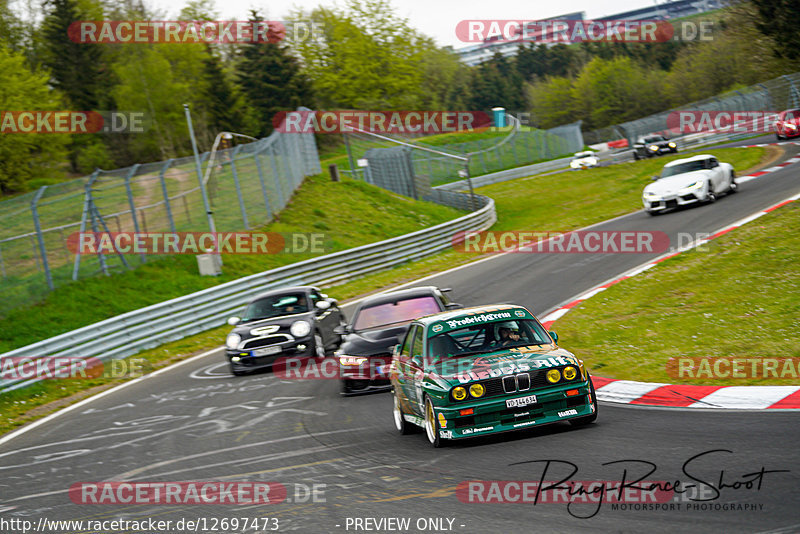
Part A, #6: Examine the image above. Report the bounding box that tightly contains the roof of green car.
[415,304,530,326]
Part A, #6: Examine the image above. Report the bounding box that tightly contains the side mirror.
[445,302,462,310]
[549,331,559,343]
[391,343,401,357]
[227,316,240,326]
[651,175,659,181]
[411,354,422,367]
[333,324,350,335]
[320,293,329,299]
[315,300,331,311]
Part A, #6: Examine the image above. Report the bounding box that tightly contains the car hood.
[643,170,710,195]
[428,345,581,387]
[340,324,409,357]
[230,311,315,338]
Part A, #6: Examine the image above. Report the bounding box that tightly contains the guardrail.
[0,194,496,393]
[435,156,573,191]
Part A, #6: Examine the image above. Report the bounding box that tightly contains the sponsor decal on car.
[432,324,444,333]
[462,426,494,435]
[514,310,526,317]
[558,409,578,417]
[513,420,537,428]
[439,430,453,439]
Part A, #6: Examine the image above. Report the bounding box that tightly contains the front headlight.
[668,142,676,148]
[338,355,367,366]
[643,191,660,198]
[546,369,561,383]
[469,383,485,398]
[290,320,311,338]
[226,333,241,349]
[563,366,578,380]
[649,145,659,151]
[452,386,467,401]
[678,181,703,194]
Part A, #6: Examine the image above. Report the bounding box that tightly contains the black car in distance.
[335,286,460,395]
[633,134,678,159]
[225,286,346,376]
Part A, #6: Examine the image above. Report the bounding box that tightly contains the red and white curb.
[540,181,800,409]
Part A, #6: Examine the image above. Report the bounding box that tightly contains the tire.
[424,397,445,448]
[341,379,353,395]
[776,133,783,141]
[633,152,640,161]
[393,391,414,435]
[646,209,659,216]
[706,182,716,203]
[313,331,326,359]
[728,171,737,194]
[229,362,246,376]
[570,377,598,427]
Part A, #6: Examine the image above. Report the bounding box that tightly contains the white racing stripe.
[689,386,800,410]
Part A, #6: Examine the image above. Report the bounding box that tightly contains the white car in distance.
[570,150,599,169]
[642,154,736,216]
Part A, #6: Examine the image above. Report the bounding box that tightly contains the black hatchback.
[225,286,346,376]
[335,286,460,395]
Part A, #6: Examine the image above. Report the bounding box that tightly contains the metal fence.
[0,108,320,315]
[341,121,584,187]
[0,193,496,393]
[584,72,800,147]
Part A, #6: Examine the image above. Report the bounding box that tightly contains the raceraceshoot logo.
[445,312,513,329]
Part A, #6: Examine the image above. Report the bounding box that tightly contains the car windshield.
[427,319,553,358]
[661,160,706,178]
[353,296,440,331]
[644,136,664,143]
[241,293,309,321]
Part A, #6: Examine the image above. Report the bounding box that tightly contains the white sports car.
[642,154,736,215]
[570,150,599,169]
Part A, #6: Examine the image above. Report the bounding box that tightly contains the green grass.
[0,175,464,352]
[0,146,773,435]
[553,203,800,386]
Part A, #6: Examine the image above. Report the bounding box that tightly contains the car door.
[708,158,723,192]
[407,326,426,416]
[394,324,418,409]
[309,289,340,348]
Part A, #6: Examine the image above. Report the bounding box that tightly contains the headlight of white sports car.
[290,320,312,338]
[678,181,703,195]
[643,191,661,200]
[226,333,241,349]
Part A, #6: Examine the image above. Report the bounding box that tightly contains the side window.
[399,325,417,361]
[411,328,424,362]
[710,158,718,168]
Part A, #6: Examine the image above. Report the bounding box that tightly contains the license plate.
[506,395,537,408]
[252,345,281,357]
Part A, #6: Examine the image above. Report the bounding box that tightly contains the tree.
[201,46,249,135]
[750,0,800,61]
[0,44,68,193]
[236,10,313,136]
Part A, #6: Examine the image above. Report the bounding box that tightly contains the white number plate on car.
[506,395,537,408]
[252,346,281,357]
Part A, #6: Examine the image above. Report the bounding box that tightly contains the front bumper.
[643,191,701,211]
[340,357,392,394]
[434,382,595,440]
[227,337,314,372]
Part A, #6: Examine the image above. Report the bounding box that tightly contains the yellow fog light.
[438,412,447,428]
[469,383,485,398]
[546,369,561,383]
[453,386,467,401]
[563,366,577,380]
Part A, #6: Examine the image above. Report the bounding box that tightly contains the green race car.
[389,304,598,447]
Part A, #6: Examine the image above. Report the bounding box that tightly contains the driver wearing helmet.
[495,322,521,347]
